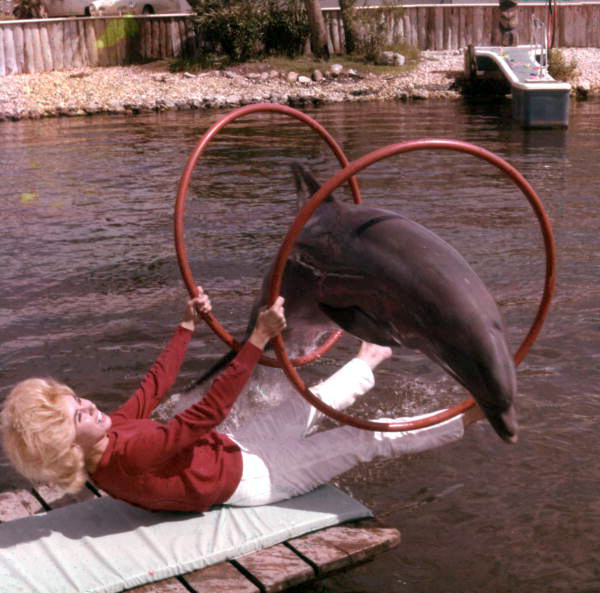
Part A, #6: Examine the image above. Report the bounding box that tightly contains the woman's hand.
[180,286,212,331]
[248,297,286,350]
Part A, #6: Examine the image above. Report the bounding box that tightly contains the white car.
[88,0,191,15]
[45,0,93,16]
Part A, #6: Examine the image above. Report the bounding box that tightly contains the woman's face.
[65,395,112,452]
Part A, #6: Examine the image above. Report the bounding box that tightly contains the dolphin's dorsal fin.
[291,162,335,210]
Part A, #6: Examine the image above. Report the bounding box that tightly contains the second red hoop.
[269,138,556,432]
[174,103,362,368]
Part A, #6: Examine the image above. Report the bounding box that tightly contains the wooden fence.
[0,4,599,76]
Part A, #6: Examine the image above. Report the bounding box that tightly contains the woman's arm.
[111,288,212,421]
[119,297,287,472]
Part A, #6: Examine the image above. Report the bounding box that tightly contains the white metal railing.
[530,15,549,76]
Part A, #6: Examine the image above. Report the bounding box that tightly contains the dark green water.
[1,99,598,592]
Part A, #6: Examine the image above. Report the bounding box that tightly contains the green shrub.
[188,0,308,64]
[354,2,404,62]
[548,48,578,81]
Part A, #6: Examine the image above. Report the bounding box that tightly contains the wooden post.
[446,6,454,49]
[160,18,169,57]
[13,24,24,74]
[116,19,126,65]
[416,7,426,49]
[425,7,434,49]
[0,28,5,77]
[590,5,600,50]
[392,10,402,49]
[39,22,54,71]
[65,20,78,68]
[433,7,443,50]
[580,5,588,47]
[92,19,105,67]
[31,24,44,72]
[170,19,180,57]
[74,20,86,66]
[4,26,18,74]
[139,17,148,59]
[23,25,34,73]
[176,18,186,58]
[483,5,493,47]
[85,19,98,67]
[460,7,469,50]
[48,21,62,70]
[31,23,44,72]
[161,18,169,58]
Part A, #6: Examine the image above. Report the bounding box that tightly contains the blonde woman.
[2,287,482,512]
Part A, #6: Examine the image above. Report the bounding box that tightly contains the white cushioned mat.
[0,485,371,593]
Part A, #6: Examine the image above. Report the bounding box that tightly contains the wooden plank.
[235,543,314,593]
[287,520,400,576]
[185,561,260,593]
[0,489,44,522]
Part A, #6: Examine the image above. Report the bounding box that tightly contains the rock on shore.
[0,48,598,121]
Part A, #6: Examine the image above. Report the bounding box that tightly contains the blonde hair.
[1,378,87,493]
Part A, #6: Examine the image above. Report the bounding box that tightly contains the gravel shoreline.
[0,48,598,121]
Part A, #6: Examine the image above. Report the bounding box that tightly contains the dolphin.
[250,163,518,442]
[189,164,518,443]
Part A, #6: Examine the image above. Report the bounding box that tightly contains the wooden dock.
[0,482,400,593]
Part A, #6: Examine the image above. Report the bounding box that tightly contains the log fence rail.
[0,5,598,76]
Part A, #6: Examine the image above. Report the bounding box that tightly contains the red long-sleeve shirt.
[90,326,262,512]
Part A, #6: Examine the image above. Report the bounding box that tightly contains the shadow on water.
[1,99,599,593]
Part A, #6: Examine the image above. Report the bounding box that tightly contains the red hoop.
[269,138,556,432]
[174,104,362,368]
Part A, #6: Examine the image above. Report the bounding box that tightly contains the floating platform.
[0,482,400,593]
[465,44,571,128]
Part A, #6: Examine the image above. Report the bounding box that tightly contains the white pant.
[225,358,465,506]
